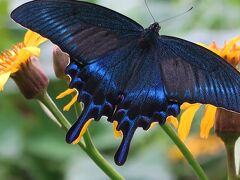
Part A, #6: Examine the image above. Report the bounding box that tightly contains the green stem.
[221,135,238,180]
[38,93,85,149]
[73,103,124,180]
[81,138,123,180]
[162,124,208,180]
[38,93,71,131]
[39,93,124,180]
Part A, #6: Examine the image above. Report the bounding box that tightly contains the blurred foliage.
[0,0,239,179]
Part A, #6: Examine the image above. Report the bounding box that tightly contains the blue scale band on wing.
[65,50,181,165]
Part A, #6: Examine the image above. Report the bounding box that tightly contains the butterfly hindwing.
[159,35,240,113]
[65,39,181,165]
[11,0,144,64]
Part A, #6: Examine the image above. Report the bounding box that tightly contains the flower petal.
[72,119,93,144]
[113,121,123,139]
[24,30,47,47]
[14,47,41,69]
[63,93,78,111]
[178,103,201,141]
[169,135,223,161]
[56,88,76,99]
[222,36,240,55]
[180,102,193,110]
[166,115,179,128]
[22,47,41,57]
[150,122,158,128]
[0,72,11,91]
[200,104,217,138]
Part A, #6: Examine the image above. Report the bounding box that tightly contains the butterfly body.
[140,22,160,45]
[11,0,240,165]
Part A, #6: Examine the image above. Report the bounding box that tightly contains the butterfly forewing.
[11,0,144,64]
[159,35,240,113]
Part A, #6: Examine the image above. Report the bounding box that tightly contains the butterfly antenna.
[145,0,156,22]
[158,6,193,24]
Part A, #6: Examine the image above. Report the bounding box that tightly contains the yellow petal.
[222,36,240,55]
[180,102,192,110]
[200,105,217,138]
[22,47,41,57]
[0,72,11,91]
[198,43,220,55]
[14,47,41,68]
[24,30,47,47]
[166,116,179,128]
[178,103,201,141]
[169,135,223,161]
[150,122,158,128]
[113,121,123,139]
[56,88,76,99]
[63,93,78,111]
[72,119,93,144]
[15,49,30,67]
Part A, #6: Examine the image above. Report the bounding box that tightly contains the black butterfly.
[11,0,240,165]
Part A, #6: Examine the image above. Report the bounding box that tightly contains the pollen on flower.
[0,43,24,74]
[0,30,47,91]
[200,36,240,67]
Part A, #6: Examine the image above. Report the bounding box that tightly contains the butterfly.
[11,0,240,165]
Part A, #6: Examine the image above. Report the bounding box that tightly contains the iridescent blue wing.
[159,35,240,113]
[11,0,150,166]
[11,0,144,64]
[64,41,180,165]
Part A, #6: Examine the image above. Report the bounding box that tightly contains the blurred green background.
[0,0,240,179]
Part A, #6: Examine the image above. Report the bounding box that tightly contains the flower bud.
[12,56,49,99]
[215,108,240,137]
[214,108,240,179]
[53,45,69,80]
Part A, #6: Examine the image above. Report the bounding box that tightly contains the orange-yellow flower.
[0,30,47,91]
[169,135,224,161]
[178,36,240,141]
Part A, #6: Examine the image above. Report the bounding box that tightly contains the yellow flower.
[178,36,240,141]
[199,36,240,67]
[0,30,47,91]
[169,135,224,161]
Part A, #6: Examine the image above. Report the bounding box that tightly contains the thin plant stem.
[39,92,124,180]
[225,141,237,180]
[73,102,124,179]
[162,124,208,180]
[221,135,238,180]
[38,93,84,148]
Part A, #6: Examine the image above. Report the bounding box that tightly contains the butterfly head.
[140,23,161,47]
[149,22,161,33]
